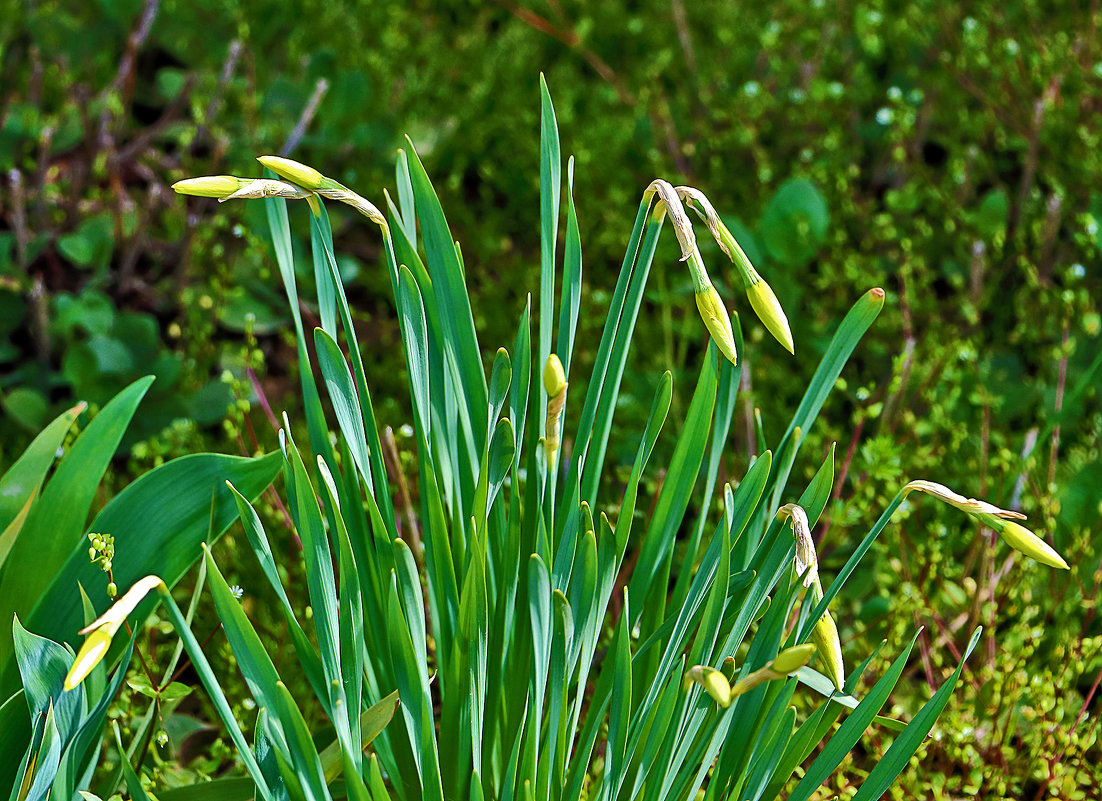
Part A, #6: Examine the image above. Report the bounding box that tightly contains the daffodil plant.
[63,79,1068,801]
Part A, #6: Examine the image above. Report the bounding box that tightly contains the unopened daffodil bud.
[258,156,388,225]
[746,278,794,355]
[694,285,738,365]
[687,665,733,707]
[769,643,817,675]
[256,156,325,190]
[171,175,243,198]
[901,480,1068,570]
[543,354,567,467]
[64,575,166,690]
[979,515,1069,570]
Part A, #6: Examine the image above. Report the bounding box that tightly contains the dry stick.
[192,39,243,148]
[98,0,160,150]
[739,362,754,460]
[383,426,422,558]
[1038,193,1063,284]
[116,75,198,166]
[118,183,161,292]
[31,124,54,228]
[880,266,916,432]
[1047,320,1069,491]
[8,169,29,268]
[495,0,636,105]
[279,79,330,158]
[669,0,697,74]
[1007,98,1045,240]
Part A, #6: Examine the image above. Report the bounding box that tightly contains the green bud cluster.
[87,532,115,573]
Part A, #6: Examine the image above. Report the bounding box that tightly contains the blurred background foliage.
[1,0,1100,797]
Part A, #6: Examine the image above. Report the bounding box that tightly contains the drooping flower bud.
[746,279,794,355]
[808,579,845,690]
[687,665,733,707]
[769,643,817,675]
[980,515,1070,570]
[65,575,166,690]
[694,285,738,365]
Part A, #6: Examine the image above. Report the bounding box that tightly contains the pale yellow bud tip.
[996,520,1069,570]
[746,280,794,355]
[770,643,817,675]
[687,665,733,707]
[64,628,112,690]
[257,156,325,190]
[694,287,738,365]
[172,176,241,198]
[812,613,846,690]
[543,354,567,397]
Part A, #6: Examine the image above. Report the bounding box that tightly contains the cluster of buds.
[642,180,795,366]
[902,480,1069,570]
[687,644,816,707]
[778,504,846,691]
[677,187,794,355]
[543,354,568,468]
[88,532,117,598]
[172,156,387,229]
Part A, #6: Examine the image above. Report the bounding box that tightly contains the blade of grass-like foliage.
[395,150,417,249]
[786,630,922,801]
[577,218,663,506]
[628,348,718,622]
[557,158,581,376]
[310,202,339,336]
[314,328,374,491]
[0,377,151,670]
[525,555,552,789]
[224,482,326,705]
[0,491,35,576]
[403,140,487,441]
[203,545,283,718]
[538,74,561,415]
[280,426,343,715]
[849,628,983,801]
[318,690,399,782]
[263,194,331,465]
[25,451,281,670]
[269,682,333,801]
[397,267,432,440]
[156,778,255,801]
[111,721,153,801]
[603,591,633,801]
[669,325,742,613]
[0,401,84,533]
[767,288,883,502]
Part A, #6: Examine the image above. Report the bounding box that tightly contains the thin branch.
[280,79,330,157]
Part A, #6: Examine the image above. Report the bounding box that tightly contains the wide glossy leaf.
[25,451,282,665]
[0,402,84,532]
[0,378,152,666]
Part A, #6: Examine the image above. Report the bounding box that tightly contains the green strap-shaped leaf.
[850,628,983,801]
[0,402,84,532]
[0,377,152,670]
[24,451,281,671]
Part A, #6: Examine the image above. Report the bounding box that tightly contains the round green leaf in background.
[759,177,830,267]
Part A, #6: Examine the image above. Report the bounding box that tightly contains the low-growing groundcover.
[13,82,1082,801]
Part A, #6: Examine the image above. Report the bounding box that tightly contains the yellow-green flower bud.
[256,156,325,190]
[543,353,567,397]
[107,582,117,598]
[101,560,111,573]
[543,354,568,466]
[687,665,732,707]
[89,547,97,561]
[987,517,1069,570]
[694,286,738,365]
[171,176,242,198]
[812,611,845,690]
[769,643,817,675]
[746,278,794,355]
[65,628,112,691]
